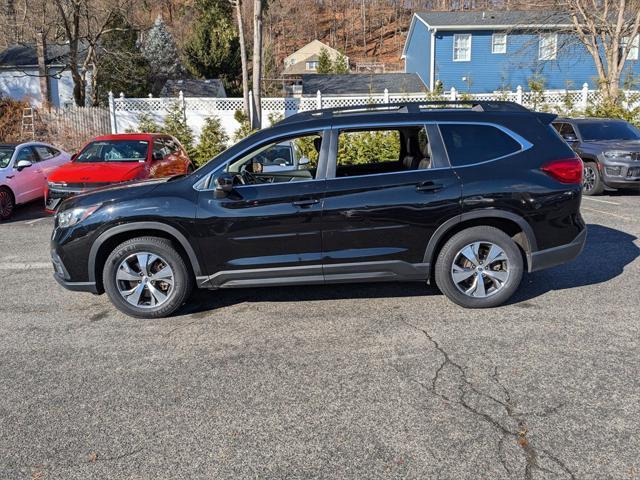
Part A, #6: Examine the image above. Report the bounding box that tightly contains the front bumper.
[46,183,114,211]
[601,161,640,189]
[529,228,587,272]
[51,249,98,293]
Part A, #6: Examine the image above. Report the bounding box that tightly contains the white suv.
[0,142,70,220]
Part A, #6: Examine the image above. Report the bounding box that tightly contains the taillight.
[541,157,583,184]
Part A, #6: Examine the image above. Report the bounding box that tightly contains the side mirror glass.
[298,156,310,166]
[214,172,235,198]
[563,134,577,142]
[15,159,33,170]
[71,153,78,161]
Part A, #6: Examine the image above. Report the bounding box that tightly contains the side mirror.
[71,153,78,161]
[562,134,578,143]
[214,172,235,198]
[15,159,33,171]
[298,156,310,166]
[152,151,164,161]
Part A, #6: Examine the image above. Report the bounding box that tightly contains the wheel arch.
[424,210,538,274]
[89,221,203,293]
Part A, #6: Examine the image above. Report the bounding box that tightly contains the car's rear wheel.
[435,226,523,308]
[0,187,15,220]
[103,237,193,318]
[582,161,604,196]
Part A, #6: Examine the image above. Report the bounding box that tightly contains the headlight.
[56,205,101,228]
[604,150,633,161]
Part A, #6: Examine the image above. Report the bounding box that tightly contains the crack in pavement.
[395,317,576,479]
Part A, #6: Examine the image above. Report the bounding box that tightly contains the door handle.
[293,198,319,207]
[416,181,444,192]
[6,175,14,179]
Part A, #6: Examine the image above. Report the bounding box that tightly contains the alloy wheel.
[451,241,510,298]
[583,164,596,192]
[115,252,175,308]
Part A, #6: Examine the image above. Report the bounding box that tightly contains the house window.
[306,61,319,71]
[453,34,472,62]
[621,36,639,61]
[492,33,507,54]
[539,33,557,60]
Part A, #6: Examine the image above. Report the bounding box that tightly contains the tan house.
[283,40,348,75]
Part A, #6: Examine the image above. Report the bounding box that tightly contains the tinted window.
[15,147,38,164]
[577,121,640,141]
[0,146,15,168]
[47,147,60,157]
[34,145,54,160]
[76,140,149,163]
[439,124,522,166]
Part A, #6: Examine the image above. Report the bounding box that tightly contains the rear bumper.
[529,228,587,272]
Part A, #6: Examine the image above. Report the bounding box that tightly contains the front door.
[321,124,462,281]
[195,131,329,287]
[10,146,45,203]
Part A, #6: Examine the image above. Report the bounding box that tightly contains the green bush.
[585,99,640,127]
[337,130,400,166]
[193,116,228,167]
[233,109,255,142]
[163,102,195,155]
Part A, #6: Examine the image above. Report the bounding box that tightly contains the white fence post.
[179,90,186,121]
[108,91,117,134]
[516,85,523,105]
[316,90,322,109]
[450,87,457,101]
[581,83,589,110]
[384,88,390,104]
[248,90,254,126]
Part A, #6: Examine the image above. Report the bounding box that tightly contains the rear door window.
[439,124,522,166]
[34,145,54,161]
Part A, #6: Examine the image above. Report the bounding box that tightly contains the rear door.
[320,124,462,281]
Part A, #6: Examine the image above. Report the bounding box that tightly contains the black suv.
[553,118,640,195]
[51,101,586,318]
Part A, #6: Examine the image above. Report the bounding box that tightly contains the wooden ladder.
[21,107,36,140]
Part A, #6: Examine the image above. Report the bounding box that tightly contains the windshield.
[75,140,149,163]
[577,122,640,141]
[0,146,15,168]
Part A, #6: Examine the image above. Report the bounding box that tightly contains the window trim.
[622,35,639,61]
[538,33,558,61]
[453,33,472,62]
[491,33,507,54]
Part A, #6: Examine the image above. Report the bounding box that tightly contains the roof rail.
[277,100,530,125]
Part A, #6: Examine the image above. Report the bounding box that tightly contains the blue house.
[402,11,640,93]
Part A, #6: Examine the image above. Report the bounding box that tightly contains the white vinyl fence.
[108,83,640,143]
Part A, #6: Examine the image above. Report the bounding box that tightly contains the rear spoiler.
[536,112,557,125]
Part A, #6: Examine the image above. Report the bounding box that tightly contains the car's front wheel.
[435,226,523,308]
[582,161,604,196]
[103,237,193,318]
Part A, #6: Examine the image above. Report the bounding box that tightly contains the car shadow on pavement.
[510,223,639,303]
[182,280,439,316]
[180,223,637,316]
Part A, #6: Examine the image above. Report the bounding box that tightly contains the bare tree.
[231,0,250,116]
[565,0,640,102]
[252,0,263,129]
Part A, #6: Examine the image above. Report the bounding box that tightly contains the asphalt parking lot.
[1,193,639,480]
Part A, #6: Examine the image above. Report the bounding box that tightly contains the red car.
[46,133,193,211]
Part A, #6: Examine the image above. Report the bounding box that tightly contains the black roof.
[414,11,571,29]
[0,42,88,68]
[301,73,426,95]
[160,79,227,98]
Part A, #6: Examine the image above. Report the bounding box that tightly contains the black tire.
[0,187,15,220]
[582,161,604,196]
[102,236,193,318]
[434,226,523,309]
